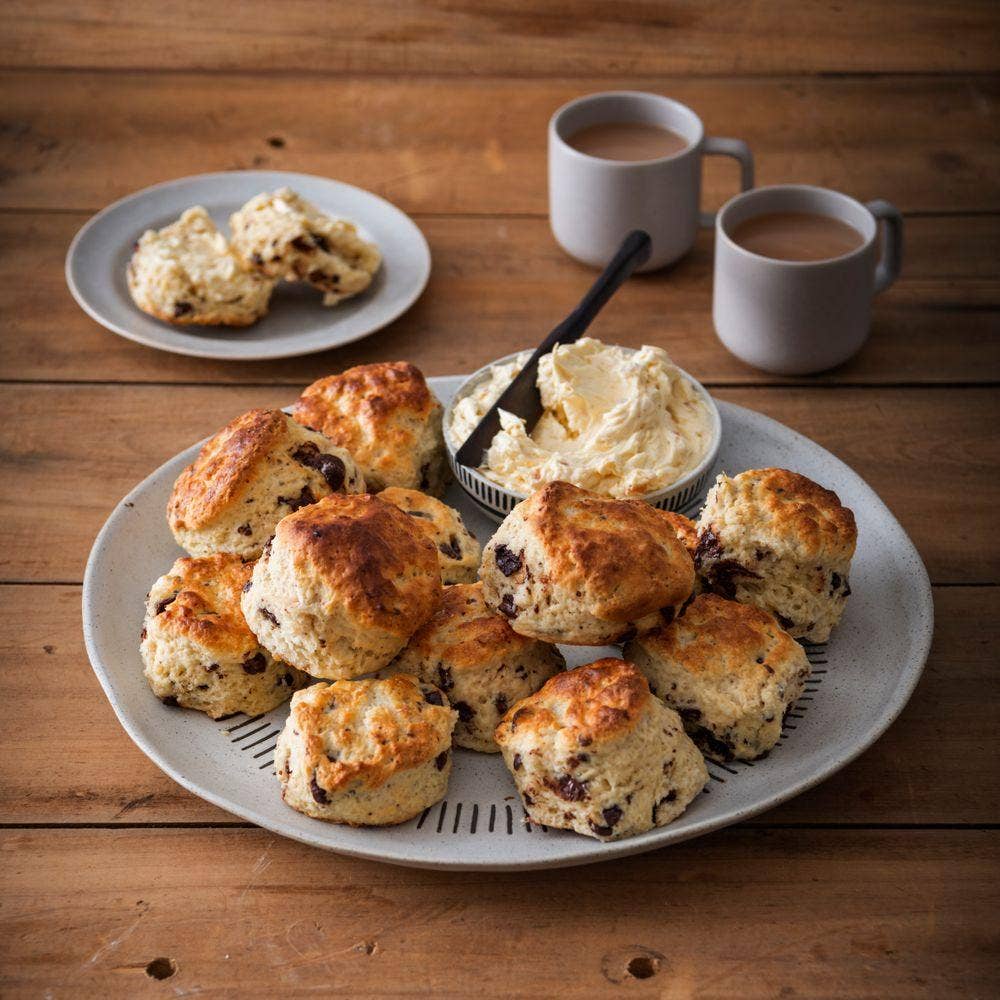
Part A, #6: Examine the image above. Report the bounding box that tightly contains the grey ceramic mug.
[713,185,903,374]
[549,91,754,271]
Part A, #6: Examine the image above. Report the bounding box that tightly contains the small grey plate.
[82,380,933,870]
[65,171,431,360]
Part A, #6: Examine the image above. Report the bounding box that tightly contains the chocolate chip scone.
[229,187,381,306]
[377,487,480,584]
[276,675,457,825]
[694,468,857,643]
[624,594,810,761]
[168,408,365,559]
[293,362,449,495]
[242,493,443,679]
[382,582,564,752]
[127,206,275,326]
[141,553,309,718]
[480,481,695,645]
[495,658,707,841]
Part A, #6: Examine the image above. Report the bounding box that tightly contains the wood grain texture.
[2,72,998,214]
[2,384,996,584]
[1,827,996,998]
[5,212,999,386]
[4,0,1000,75]
[1,585,994,827]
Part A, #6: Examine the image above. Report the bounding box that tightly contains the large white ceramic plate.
[82,380,933,870]
[66,171,431,360]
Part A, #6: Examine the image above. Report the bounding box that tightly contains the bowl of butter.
[444,337,722,521]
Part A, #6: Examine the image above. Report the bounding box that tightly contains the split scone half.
[141,553,310,718]
[127,206,275,326]
[383,582,565,752]
[694,468,857,643]
[229,187,381,306]
[624,593,811,762]
[495,658,707,841]
[276,676,457,826]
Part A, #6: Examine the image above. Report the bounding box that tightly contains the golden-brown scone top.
[146,553,256,657]
[278,493,442,635]
[637,593,805,685]
[403,582,543,672]
[524,481,695,622]
[497,657,651,748]
[658,511,699,558]
[167,407,363,534]
[289,675,456,794]
[699,468,857,564]
[293,362,445,493]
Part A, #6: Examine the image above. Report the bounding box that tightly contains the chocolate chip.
[435,751,449,771]
[259,607,280,628]
[498,593,517,618]
[277,484,315,511]
[662,790,677,803]
[512,753,522,770]
[406,509,432,520]
[578,735,592,747]
[251,252,264,266]
[309,231,330,252]
[155,595,176,615]
[263,537,273,557]
[438,535,462,560]
[196,684,209,691]
[310,776,329,805]
[140,627,147,641]
[173,301,193,318]
[589,805,623,838]
[494,694,508,716]
[679,707,702,722]
[241,652,267,674]
[494,544,522,577]
[509,707,528,731]
[237,523,252,536]
[291,235,315,253]
[552,774,587,802]
[454,701,474,723]
[437,665,453,691]
[292,443,346,491]
[567,753,589,767]
[160,695,179,707]
[705,558,761,601]
[242,579,253,593]
[205,662,220,672]
[423,688,444,706]
[693,527,724,565]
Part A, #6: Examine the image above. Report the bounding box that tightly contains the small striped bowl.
[443,350,722,522]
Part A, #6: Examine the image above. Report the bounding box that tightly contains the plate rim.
[81,390,934,870]
[64,169,431,361]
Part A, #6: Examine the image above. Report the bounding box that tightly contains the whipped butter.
[447,338,713,498]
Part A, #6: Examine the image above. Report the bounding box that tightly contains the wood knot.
[145,957,177,980]
[601,945,665,984]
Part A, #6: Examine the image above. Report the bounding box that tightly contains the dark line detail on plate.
[488,804,496,833]
[436,801,448,833]
[506,805,513,835]
[226,715,264,733]
[416,807,430,830]
[452,802,463,834]
[232,723,271,743]
[242,729,281,750]
[524,811,532,833]
[257,759,274,770]
[469,803,479,835]
[252,744,278,759]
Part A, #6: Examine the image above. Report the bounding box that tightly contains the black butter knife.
[455,229,652,469]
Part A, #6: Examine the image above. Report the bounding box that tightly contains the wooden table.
[2,3,998,996]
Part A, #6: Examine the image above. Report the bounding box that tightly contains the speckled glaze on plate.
[65,171,431,361]
[82,378,933,870]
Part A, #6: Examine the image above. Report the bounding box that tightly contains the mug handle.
[700,137,754,227]
[866,199,904,293]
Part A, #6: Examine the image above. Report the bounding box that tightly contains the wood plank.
[1,827,996,998]
[1,585,994,826]
[4,212,999,386]
[2,72,998,214]
[4,1,999,75]
[1,385,996,583]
